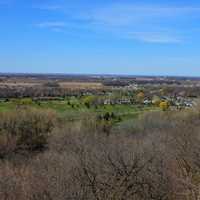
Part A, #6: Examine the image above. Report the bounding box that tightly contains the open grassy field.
[0,98,157,122]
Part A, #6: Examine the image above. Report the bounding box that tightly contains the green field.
[0,98,158,123]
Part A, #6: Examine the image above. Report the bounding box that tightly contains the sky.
[1,0,200,76]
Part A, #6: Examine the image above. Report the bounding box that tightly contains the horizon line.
[0,72,200,78]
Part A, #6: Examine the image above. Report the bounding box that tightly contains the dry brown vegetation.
[0,81,104,90]
[59,82,104,90]
[0,107,200,199]
[0,80,106,98]
[0,109,56,159]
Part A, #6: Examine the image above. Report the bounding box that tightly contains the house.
[104,99,111,105]
[143,99,152,105]
[104,97,131,105]
[0,98,6,102]
[118,98,131,104]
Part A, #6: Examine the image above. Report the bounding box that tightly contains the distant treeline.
[0,83,200,99]
[103,79,181,86]
[0,86,108,98]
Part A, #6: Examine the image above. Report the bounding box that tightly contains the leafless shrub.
[0,108,57,158]
[0,108,200,199]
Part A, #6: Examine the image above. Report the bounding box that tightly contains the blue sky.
[1,0,200,76]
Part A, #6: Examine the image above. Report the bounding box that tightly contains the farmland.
[0,74,200,200]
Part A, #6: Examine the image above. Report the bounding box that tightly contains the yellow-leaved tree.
[152,95,161,106]
[137,91,145,103]
[159,101,170,111]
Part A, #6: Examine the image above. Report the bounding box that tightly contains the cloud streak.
[128,32,182,44]
[35,21,68,33]
[87,4,200,27]
[36,22,66,28]
[34,2,200,43]
[34,4,62,11]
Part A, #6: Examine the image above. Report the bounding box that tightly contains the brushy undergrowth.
[0,107,200,199]
[0,108,56,158]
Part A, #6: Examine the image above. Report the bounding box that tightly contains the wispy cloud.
[34,2,200,43]
[128,32,182,44]
[36,22,66,28]
[87,4,200,27]
[35,21,67,32]
[34,4,62,11]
